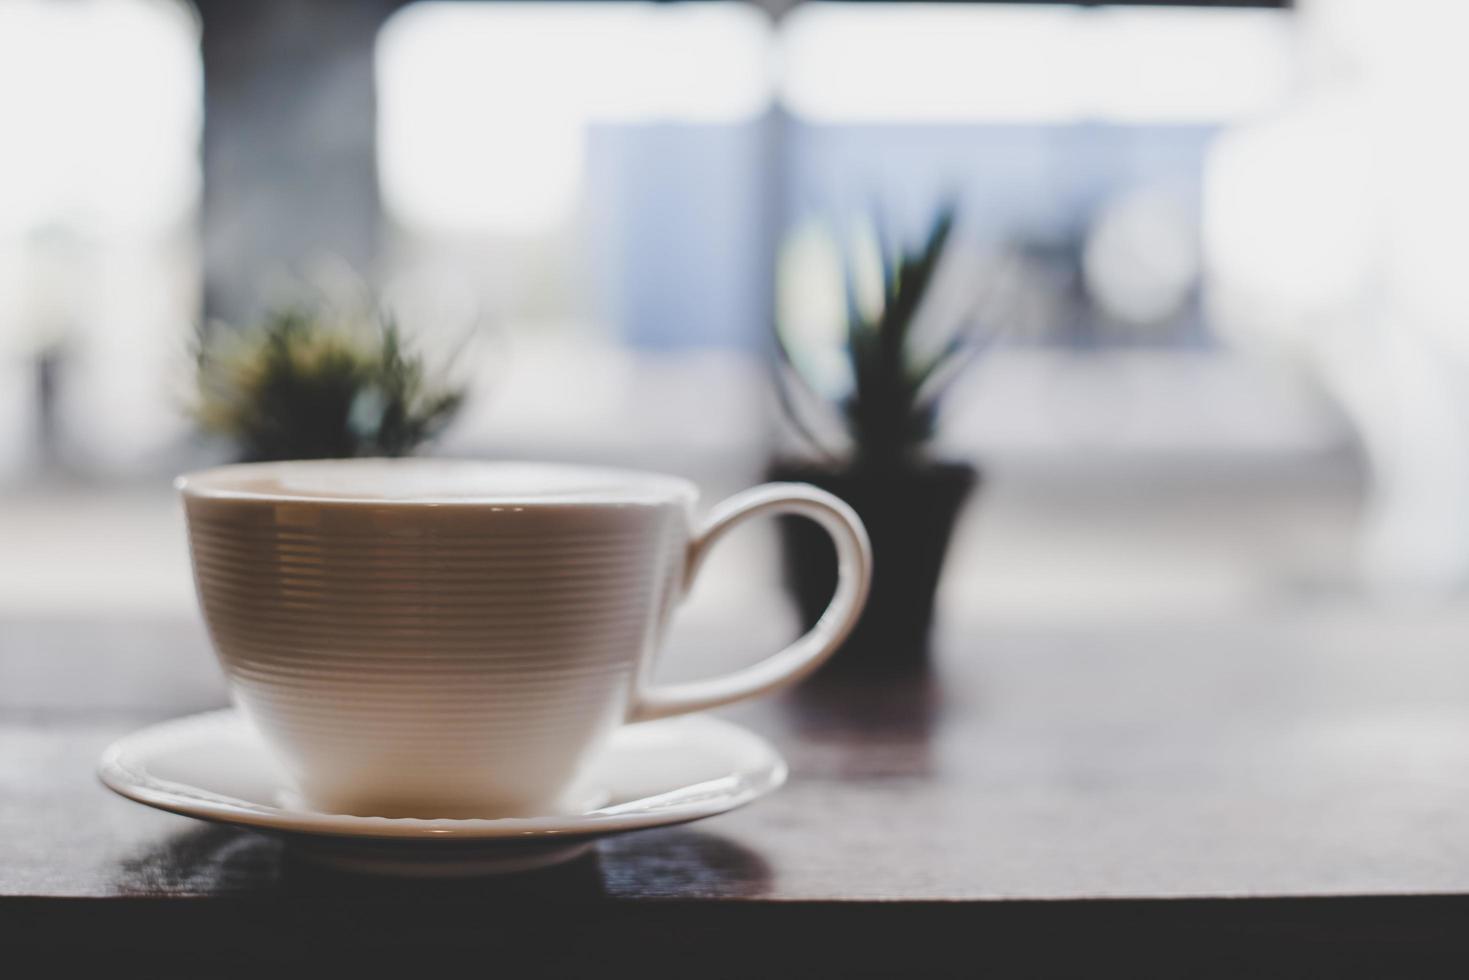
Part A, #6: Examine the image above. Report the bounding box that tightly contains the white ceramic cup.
[178,458,871,818]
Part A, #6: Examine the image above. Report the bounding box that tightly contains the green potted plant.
[768,206,983,673]
[192,304,467,461]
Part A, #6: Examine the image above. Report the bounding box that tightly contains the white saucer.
[99,709,786,877]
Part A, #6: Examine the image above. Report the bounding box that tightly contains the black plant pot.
[767,459,977,677]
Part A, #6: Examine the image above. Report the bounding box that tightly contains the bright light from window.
[0,0,201,474]
[376,2,773,235]
[780,3,1294,124]
[0,0,201,236]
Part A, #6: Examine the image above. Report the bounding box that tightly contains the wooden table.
[7,611,1469,975]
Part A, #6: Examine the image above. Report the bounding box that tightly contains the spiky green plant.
[192,306,466,462]
[775,205,982,469]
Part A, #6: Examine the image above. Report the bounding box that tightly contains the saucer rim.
[99,709,787,841]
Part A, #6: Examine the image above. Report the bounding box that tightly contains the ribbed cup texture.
[184,496,690,818]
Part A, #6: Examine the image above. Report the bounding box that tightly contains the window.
[0,0,201,474]
[778,4,1294,349]
[377,2,1294,356]
[376,2,774,351]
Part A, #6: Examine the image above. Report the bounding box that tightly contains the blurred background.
[5,0,1468,656]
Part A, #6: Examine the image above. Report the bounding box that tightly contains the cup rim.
[176,458,700,509]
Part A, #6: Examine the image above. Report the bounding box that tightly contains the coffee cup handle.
[628,483,873,722]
